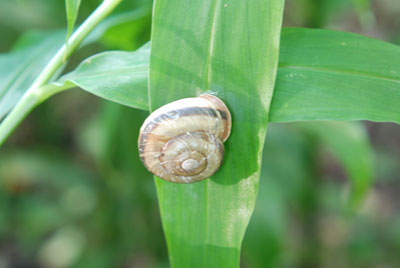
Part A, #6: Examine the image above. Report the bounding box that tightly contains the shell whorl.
[138,94,231,183]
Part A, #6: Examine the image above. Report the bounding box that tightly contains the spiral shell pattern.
[138,94,231,183]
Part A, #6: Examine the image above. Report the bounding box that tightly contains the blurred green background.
[1,0,400,267]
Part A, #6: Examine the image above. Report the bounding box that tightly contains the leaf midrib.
[203,0,220,263]
[204,0,219,91]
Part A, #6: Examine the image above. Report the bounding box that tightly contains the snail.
[138,94,232,183]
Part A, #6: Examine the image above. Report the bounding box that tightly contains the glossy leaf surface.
[149,0,285,267]
[0,31,65,121]
[0,9,150,123]
[64,28,400,127]
[270,28,400,124]
[57,43,149,110]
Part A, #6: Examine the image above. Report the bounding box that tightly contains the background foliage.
[0,0,400,267]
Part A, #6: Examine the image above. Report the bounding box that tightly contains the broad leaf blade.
[57,43,149,110]
[0,31,65,121]
[67,29,400,127]
[0,10,150,122]
[270,28,400,124]
[149,0,284,267]
[85,7,151,48]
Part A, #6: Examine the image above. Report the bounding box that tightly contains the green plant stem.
[0,0,122,146]
[0,84,72,143]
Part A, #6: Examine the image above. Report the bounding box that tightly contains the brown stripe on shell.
[139,132,169,168]
[158,131,225,183]
[219,110,228,120]
[142,106,221,135]
[138,106,227,162]
[216,135,225,158]
[138,94,231,183]
[199,94,231,142]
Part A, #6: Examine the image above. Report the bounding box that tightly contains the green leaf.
[65,0,81,43]
[0,9,148,123]
[85,7,151,48]
[296,121,374,209]
[56,43,150,111]
[243,124,311,268]
[65,29,400,128]
[270,28,400,124]
[0,30,65,121]
[149,0,284,267]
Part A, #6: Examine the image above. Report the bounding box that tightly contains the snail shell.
[138,94,232,183]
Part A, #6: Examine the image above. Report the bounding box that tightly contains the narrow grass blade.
[65,0,81,42]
